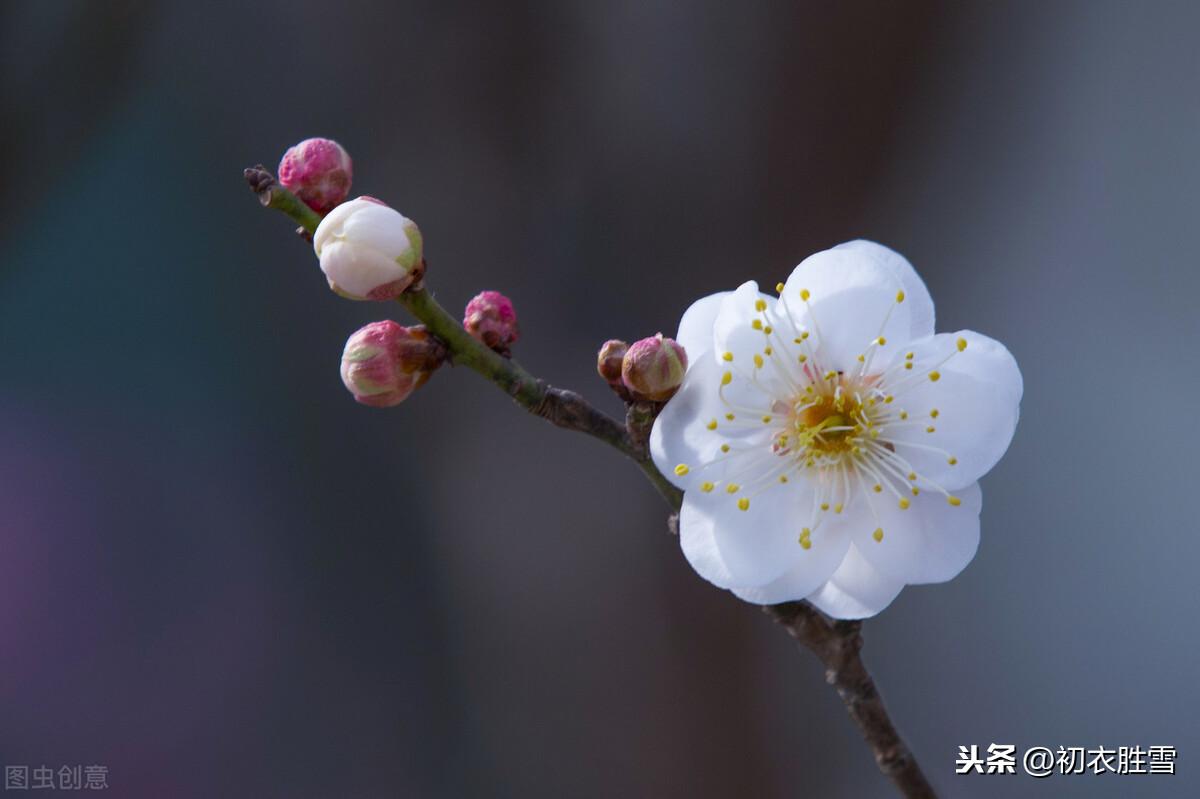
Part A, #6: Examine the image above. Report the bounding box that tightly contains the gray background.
[1,0,1196,796]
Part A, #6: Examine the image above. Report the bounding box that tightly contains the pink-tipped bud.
[463,291,520,354]
[340,321,446,407]
[596,339,628,386]
[277,137,353,214]
[621,334,688,402]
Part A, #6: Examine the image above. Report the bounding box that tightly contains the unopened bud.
[340,320,445,407]
[463,291,519,354]
[313,197,424,301]
[277,137,353,214]
[596,339,628,386]
[621,334,687,401]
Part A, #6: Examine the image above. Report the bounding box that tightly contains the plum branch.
[243,165,937,798]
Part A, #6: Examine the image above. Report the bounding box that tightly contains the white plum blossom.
[313,197,423,301]
[650,241,1022,618]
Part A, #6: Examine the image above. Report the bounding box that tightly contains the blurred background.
[2,1,1197,796]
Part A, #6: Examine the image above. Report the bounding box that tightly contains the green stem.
[243,166,323,234]
[397,288,541,405]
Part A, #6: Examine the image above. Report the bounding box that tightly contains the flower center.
[794,396,858,455]
[672,282,970,542]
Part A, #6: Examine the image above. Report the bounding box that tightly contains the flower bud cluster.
[597,335,687,402]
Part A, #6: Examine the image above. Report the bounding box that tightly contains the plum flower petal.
[651,240,1021,618]
[674,291,730,360]
[806,545,907,619]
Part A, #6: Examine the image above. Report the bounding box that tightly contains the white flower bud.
[312,197,424,301]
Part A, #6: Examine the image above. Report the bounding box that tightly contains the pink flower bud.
[340,321,445,407]
[596,339,628,386]
[462,291,520,354]
[277,137,353,214]
[621,334,688,402]
[313,197,424,301]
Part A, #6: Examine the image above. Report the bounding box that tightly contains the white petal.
[318,241,408,299]
[881,331,1021,490]
[674,292,729,361]
[729,526,851,604]
[833,240,934,338]
[779,244,928,372]
[847,483,982,585]
[709,282,791,407]
[339,202,415,256]
[312,199,359,256]
[713,281,781,363]
[650,356,773,491]
[678,477,821,588]
[806,544,906,619]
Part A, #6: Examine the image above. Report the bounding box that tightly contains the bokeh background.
[2,1,1197,796]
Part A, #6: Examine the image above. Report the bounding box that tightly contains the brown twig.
[765,602,937,797]
[245,166,937,798]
